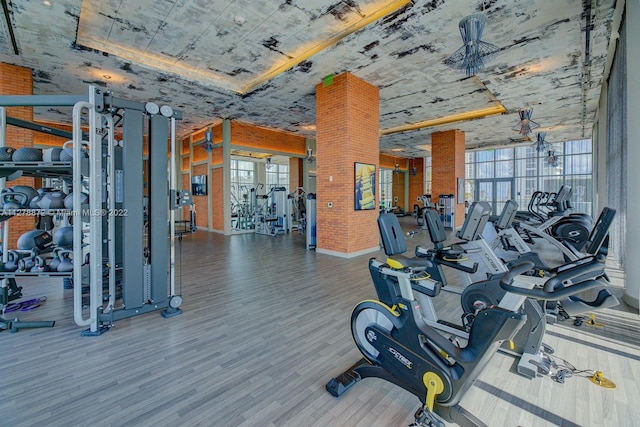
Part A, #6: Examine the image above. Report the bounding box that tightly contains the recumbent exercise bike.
[326,213,612,426]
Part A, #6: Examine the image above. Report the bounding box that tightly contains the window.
[424,156,432,194]
[230,159,256,215]
[495,160,513,178]
[465,139,593,215]
[379,169,393,209]
[266,163,289,191]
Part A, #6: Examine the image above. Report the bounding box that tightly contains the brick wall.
[379,154,404,170]
[392,174,404,209]
[32,122,72,147]
[316,72,379,255]
[182,124,224,229]
[181,136,190,156]
[209,123,223,165]
[211,146,223,166]
[192,143,208,163]
[289,157,301,191]
[210,168,224,231]
[432,130,465,227]
[192,163,209,230]
[208,124,223,230]
[182,173,190,193]
[182,120,305,233]
[408,157,425,211]
[231,122,305,155]
[0,63,37,244]
[181,156,190,172]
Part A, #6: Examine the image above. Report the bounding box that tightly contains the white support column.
[594,80,607,214]
[304,136,316,192]
[223,119,232,235]
[624,0,640,308]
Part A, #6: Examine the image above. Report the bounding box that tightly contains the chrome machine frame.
[0,86,187,335]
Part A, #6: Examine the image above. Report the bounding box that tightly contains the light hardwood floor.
[1,219,639,427]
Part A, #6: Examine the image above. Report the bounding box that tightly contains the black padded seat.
[387,254,432,270]
[377,212,432,270]
[495,200,518,230]
[457,201,492,241]
[378,212,407,256]
[560,288,619,317]
[423,209,447,249]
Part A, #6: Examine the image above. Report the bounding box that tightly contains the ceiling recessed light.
[234,15,246,25]
[42,0,51,6]
[103,74,112,79]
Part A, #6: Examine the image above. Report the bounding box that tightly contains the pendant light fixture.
[531,132,552,152]
[512,107,540,136]
[444,12,500,76]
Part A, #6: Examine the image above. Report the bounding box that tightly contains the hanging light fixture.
[545,149,559,167]
[305,147,315,163]
[512,107,540,136]
[266,157,273,170]
[444,13,500,76]
[393,162,401,174]
[201,130,214,153]
[410,158,417,176]
[531,132,552,152]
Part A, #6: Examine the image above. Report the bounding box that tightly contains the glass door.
[475,178,514,214]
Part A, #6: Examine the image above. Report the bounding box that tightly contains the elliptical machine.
[326,215,612,426]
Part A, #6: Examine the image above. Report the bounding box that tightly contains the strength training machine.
[0,86,188,335]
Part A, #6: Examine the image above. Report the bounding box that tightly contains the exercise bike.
[326,241,611,426]
[464,206,618,327]
[413,203,617,377]
[375,208,553,379]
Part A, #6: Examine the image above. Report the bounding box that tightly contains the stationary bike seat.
[386,255,432,271]
[560,288,619,317]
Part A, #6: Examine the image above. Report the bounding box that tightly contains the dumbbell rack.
[0,86,185,336]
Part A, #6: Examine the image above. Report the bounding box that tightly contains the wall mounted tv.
[192,175,207,196]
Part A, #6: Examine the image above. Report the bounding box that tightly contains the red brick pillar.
[408,157,424,211]
[432,129,465,228]
[0,63,36,245]
[315,72,379,256]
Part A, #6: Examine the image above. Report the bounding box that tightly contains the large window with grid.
[230,159,256,215]
[266,163,289,191]
[462,139,593,215]
[424,156,432,195]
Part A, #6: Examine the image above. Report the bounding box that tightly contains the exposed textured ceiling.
[0,0,616,158]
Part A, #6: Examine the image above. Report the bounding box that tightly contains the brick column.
[0,63,36,244]
[432,129,465,227]
[316,72,379,257]
[408,157,425,212]
[289,157,303,191]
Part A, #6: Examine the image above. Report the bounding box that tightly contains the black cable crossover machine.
[0,86,190,335]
